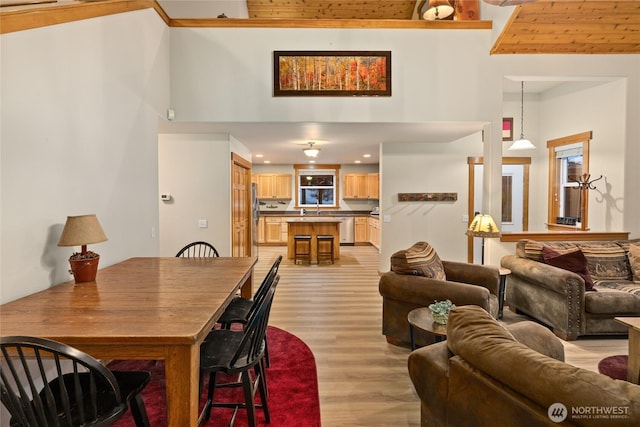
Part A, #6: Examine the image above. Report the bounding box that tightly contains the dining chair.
[217,255,282,367]
[175,241,220,257]
[0,336,151,427]
[198,275,279,427]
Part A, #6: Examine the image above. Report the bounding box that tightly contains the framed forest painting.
[273,51,391,97]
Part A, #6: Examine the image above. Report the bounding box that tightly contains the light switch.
[383,215,391,223]
[198,219,208,228]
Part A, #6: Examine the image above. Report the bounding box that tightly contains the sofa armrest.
[379,271,492,308]
[407,342,450,426]
[500,255,586,297]
[501,254,586,340]
[506,321,565,362]
[442,260,500,296]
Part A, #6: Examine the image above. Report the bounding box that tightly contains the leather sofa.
[408,305,640,427]
[379,251,500,346]
[501,239,640,340]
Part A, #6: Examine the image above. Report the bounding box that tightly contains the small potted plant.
[428,299,456,325]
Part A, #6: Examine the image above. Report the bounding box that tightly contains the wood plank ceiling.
[246,0,419,20]
[245,0,640,54]
[492,0,640,54]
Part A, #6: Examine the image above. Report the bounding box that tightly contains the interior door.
[232,154,252,257]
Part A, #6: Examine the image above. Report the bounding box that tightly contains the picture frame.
[273,50,391,97]
[503,117,514,141]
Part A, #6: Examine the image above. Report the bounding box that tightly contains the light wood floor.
[255,245,630,427]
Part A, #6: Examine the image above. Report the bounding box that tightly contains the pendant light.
[423,0,454,20]
[508,81,536,150]
[303,142,320,158]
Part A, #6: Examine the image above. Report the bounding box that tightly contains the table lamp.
[58,214,108,283]
[466,213,500,264]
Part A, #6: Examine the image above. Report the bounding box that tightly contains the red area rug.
[109,326,321,426]
[598,354,628,381]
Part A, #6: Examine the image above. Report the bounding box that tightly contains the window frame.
[546,131,592,230]
[294,164,341,209]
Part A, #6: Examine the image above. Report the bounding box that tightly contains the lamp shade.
[466,214,501,238]
[58,214,108,247]
[303,142,320,158]
[423,0,454,20]
[508,138,536,150]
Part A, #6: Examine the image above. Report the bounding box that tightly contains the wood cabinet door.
[367,173,379,199]
[274,174,292,199]
[344,174,367,198]
[368,217,380,249]
[354,217,369,243]
[265,218,283,243]
[256,174,274,199]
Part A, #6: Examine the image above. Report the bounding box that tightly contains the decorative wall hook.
[574,173,603,191]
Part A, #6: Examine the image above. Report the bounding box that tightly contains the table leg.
[498,274,507,319]
[628,327,640,384]
[240,271,253,299]
[165,345,200,427]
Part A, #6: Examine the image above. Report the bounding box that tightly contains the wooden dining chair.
[199,276,279,427]
[217,255,282,367]
[175,241,220,257]
[0,336,151,427]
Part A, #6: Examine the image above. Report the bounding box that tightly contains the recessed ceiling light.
[264,160,271,164]
[255,154,264,158]
[363,154,371,158]
[354,160,361,164]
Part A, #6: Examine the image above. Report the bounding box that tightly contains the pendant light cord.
[520,80,524,139]
[519,81,525,139]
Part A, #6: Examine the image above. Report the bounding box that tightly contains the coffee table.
[615,317,640,384]
[408,307,448,350]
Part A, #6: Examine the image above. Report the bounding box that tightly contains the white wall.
[0,10,170,303]
[380,132,484,270]
[168,26,640,272]
[158,133,252,257]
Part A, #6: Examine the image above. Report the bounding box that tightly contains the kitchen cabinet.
[253,174,292,199]
[355,217,369,243]
[264,216,288,244]
[343,174,368,199]
[369,216,380,249]
[343,173,379,199]
[367,173,379,199]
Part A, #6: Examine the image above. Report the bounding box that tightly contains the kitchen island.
[286,218,341,263]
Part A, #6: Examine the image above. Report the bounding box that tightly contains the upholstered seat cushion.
[586,283,640,314]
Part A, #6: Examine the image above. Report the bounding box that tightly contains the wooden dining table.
[0,256,258,427]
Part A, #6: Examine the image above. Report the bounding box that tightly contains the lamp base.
[69,255,100,283]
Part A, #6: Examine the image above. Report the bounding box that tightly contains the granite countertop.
[260,210,371,217]
[286,217,343,223]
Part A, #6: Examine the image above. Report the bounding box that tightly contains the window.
[294,165,340,208]
[547,131,592,229]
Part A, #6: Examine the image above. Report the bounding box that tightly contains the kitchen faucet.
[316,198,320,215]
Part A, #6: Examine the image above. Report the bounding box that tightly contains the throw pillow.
[628,244,640,282]
[390,241,446,280]
[542,246,596,292]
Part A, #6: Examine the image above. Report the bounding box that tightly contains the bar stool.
[293,235,312,265]
[316,235,335,264]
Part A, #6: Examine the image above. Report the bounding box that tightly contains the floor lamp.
[466,214,501,264]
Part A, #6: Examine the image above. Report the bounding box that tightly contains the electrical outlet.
[462,214,469,222]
